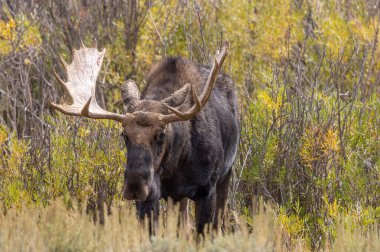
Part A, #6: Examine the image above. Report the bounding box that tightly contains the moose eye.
[156,131,165,145]
[121,132,130,145]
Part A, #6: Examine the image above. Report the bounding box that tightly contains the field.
[1,200,379,251]
[0,0,379,251]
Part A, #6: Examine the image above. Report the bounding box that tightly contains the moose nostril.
[124,181,149,201]
[142,172,150,181]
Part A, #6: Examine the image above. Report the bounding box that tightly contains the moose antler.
[49,43,129,122]
[51,42,229,125]
[160,42,229,123]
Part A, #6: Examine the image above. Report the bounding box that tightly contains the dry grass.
[0,200,378,252]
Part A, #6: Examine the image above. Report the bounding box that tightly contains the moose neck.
[157,121,191,179]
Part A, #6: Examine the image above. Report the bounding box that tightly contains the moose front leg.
[178,198,193,237]
[179,198,190,228]
[194,190,216,235]
[136,199,159,235]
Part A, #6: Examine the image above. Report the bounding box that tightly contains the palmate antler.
[50,42,228,124]
[49,43,130,122]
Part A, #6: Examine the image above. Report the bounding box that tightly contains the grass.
[0,199,379,251]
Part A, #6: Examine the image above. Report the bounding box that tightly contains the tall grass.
[0,199,379,251]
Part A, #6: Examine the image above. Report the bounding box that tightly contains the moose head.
[50,42,228,202]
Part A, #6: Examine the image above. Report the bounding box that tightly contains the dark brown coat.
[122,57,239,233]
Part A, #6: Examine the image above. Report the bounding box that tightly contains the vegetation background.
[0,0,379,251]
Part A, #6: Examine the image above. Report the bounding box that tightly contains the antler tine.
[161,42,229,123]
[59,55,69,69]
[53,69,72,101]
[164,84,201,119]
[49,44,130,123]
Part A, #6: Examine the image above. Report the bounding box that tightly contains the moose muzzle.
[123,145,153,201]
[123,180,149,201]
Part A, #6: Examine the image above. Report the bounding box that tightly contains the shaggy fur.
[122,56,239,234]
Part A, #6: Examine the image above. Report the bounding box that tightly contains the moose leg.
[136,200,159,235]
[195,191,216,235]
[179,198,192,235]
[214,169,232,231]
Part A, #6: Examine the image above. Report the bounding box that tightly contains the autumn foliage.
[0,0,379,250]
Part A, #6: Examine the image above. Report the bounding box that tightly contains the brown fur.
[121,56,239,234]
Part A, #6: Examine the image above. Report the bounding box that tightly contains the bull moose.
[50,42,239,234]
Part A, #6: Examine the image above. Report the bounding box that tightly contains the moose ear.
[161,83,191,108]
[121,80,140,112]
